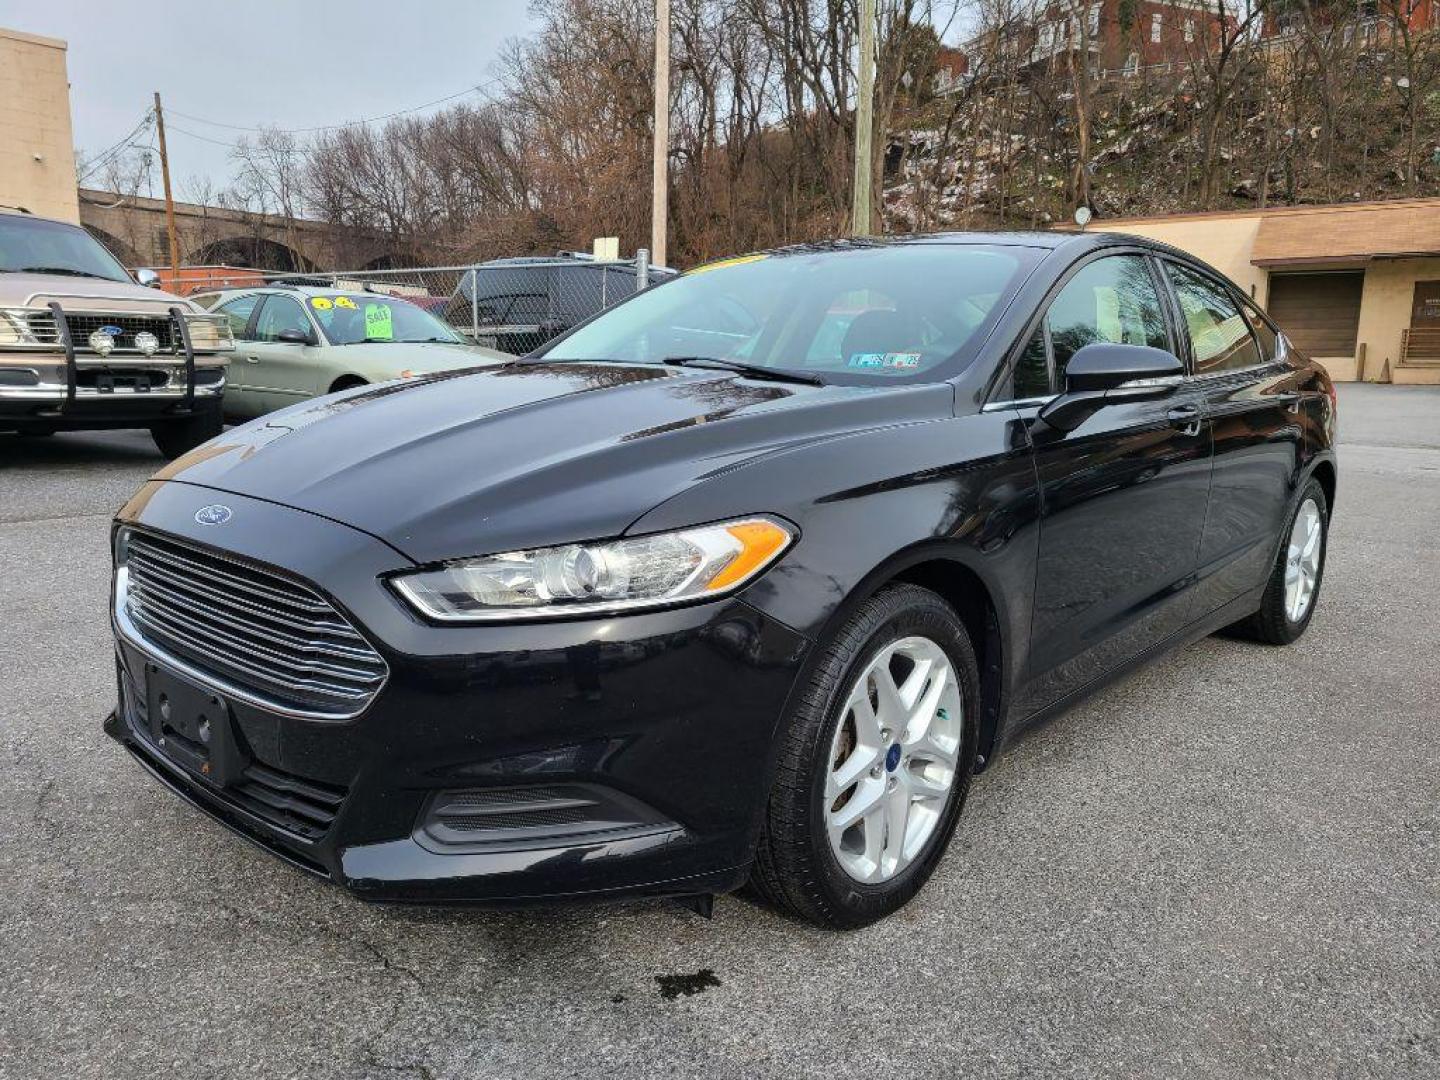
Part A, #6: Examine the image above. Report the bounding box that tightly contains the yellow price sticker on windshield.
[364,303,394,341]
[687,253,769,275]
[310,296,333,310]
[333,296,357,310]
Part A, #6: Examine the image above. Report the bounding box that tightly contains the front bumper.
[106,483,811,905]
[0,356,225,428]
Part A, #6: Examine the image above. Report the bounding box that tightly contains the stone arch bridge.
[78,187,412,272]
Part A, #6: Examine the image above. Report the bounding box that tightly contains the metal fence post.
[469,267,479,341]
[636,248,649,294]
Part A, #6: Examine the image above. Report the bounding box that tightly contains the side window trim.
[1234,289,1284,364]
[1150,255,1195,376]
[235,293,264,341]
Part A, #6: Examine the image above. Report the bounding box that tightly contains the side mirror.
[277,328,315,346]
[135,267,162,289]
[1038,343,1183,433]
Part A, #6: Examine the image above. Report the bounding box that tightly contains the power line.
[77,113,154,181]
[166,78,505,136]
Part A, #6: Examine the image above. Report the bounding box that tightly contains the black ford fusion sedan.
[106,232,1336,928]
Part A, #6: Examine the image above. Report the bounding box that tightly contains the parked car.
[0,208,234,456]
[444,254,675,354]
[105,232,1336,928]
[190,284,506,421]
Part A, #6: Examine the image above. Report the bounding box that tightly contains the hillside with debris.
[882,38,1440,231]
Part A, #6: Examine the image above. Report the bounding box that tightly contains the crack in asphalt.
[0,509,127,526]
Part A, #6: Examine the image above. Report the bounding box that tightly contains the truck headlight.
[390,517,794,622]
[0,309,44,348]
[182,313,235,352]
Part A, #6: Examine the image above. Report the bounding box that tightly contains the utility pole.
[152,92,181,283]
[651,0,670,268]
[851,0,876,236]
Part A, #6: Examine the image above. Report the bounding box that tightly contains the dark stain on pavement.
[655,968,721,1000]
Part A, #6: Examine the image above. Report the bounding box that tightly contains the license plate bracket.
[143,664,248,787]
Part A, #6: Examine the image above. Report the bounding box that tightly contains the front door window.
[1046,255,1169,381]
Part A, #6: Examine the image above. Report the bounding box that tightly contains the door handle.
[1166,403,1202,435]
[245,354,260,364]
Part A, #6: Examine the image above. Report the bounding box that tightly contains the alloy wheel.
[1285,497,1323,623]
[824,635,964,884]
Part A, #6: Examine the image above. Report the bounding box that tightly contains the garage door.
[1266,272,1364,356]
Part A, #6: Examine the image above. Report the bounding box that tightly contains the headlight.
[0,308,45,348]
[182,313,236,352]
[390,517,794,622]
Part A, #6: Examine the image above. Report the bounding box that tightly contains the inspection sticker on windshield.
[364,303,394,341]
[333,296,357,309]
[849,352,921,370]
[310,296,333,310]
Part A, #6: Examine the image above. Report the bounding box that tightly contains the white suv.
[0,209,233,457]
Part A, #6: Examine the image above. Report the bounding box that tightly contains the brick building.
[1261,0,1437,41]
[943,0,1237,88]
[1030,0,1236,74]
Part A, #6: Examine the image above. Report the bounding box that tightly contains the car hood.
[155,362,953,564]
[6,271,199,313]
[327,339,508,372]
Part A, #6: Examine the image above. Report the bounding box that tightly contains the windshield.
[305,294,462,345]
[539,243,1039,384]
[0,214,132,283]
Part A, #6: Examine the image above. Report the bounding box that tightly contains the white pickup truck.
[0,207,234,457]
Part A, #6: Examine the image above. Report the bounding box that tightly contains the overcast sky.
[0,0,537,198]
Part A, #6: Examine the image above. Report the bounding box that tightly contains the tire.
[749,584,980,929]
[150,409,223,460]
[329,376,368,394]
[1228,478,1329,645]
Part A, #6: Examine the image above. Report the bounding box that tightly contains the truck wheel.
[150,410,223,460]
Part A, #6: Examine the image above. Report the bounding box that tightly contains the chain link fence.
[159,255,674,355]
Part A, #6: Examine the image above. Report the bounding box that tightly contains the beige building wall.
[1085,207,1440,384]
[0,27,79,223]
[1360,257,1440,385]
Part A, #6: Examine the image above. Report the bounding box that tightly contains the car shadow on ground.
[0,431,165,468]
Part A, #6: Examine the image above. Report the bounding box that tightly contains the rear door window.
[1165,263,1263,374]
[470,268,551,325]
[215,295,261,340]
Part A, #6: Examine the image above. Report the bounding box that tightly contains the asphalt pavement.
[1,383,1436,1079]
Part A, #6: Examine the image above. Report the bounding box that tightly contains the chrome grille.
[19,309,182,353]
[120,530,387,718]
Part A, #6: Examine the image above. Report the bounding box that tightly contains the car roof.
[197,283,418,300]
[703,230,1144,266]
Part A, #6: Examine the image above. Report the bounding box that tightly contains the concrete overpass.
[78,187,412,272]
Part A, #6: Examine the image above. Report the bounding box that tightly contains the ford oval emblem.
[98,324,124,337]
[194,504,233,526]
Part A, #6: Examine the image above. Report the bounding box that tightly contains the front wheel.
[150,409,223,460]
[749,584,979,929]
[1229,477,1329,645]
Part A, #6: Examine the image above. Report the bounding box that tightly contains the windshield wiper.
[663,356,824,386]
[13,266,111,279]
[340,337,441,345]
